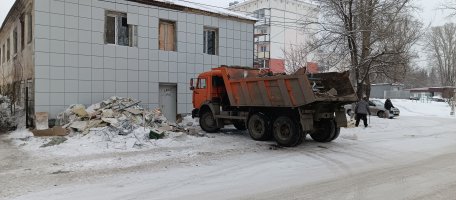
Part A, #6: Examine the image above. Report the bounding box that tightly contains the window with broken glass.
[105,11,137,47]
[203,28,218,55]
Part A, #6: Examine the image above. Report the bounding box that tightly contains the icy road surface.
[1,100,456,200]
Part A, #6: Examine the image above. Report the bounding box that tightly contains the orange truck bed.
[217,67,358,108]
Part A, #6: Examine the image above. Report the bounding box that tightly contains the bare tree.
[442,0,456,17]
[426,23,456,87]
[282,45,310,74]
[303,0,422,98]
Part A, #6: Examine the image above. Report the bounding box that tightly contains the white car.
[345,99,400,118]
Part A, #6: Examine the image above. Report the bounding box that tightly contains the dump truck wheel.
[233,120,247,130]
[200,111,220,133]
[247,113,272,141]
[329,121,341,142]
[310,119,336,143]
[272,116,302,147]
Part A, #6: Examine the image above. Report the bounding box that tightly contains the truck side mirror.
[190,78,195,90]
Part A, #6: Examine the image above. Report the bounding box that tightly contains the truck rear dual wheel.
[247,113,272,141]
[310,119,340,142]
[199,111,220,133]
[272,116,303,147]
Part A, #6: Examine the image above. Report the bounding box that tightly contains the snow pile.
[388,99,453,118]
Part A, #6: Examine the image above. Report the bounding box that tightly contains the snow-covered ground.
[1,99,456,200]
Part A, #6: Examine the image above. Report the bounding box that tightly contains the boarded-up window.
[204,28,218,55]
[159,20,176,51]
[105,11,136,47]
[105,15,116,44]
[21,14,25,50]
[13,28,18,54]
[27,13,32,44]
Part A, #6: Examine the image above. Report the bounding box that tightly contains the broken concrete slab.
[32,126,68,137]
[35,112,49,130]
[72,105,88,118]
[69,121,88,132]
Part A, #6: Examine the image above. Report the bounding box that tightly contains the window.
[13,28,18,54]
[254,9,266,19]
[21,14,25,50]
[2,44,5,63]
[159,20,176,51]
[259,45,268,52]
[105,11,137,47]
[7,38,10,61]
[203,27,218,55]
[197,78,207,89]
[27,13,32,44]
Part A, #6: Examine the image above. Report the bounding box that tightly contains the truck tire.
[272,116,303,147]
[199,111,220,133]
[233,120,247,130]
[310,119,336,143]
[247,113,272,141]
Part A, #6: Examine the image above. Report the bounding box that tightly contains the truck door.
[193,78,208,108]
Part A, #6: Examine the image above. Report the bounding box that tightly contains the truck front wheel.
[272,116,303,147]
[199,111,220,133]
[247,113,272,141]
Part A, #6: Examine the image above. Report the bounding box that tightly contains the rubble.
[0,95,17,132]
[49,96,197,149]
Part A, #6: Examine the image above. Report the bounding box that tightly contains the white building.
[0,0,255,125]
[230,0,319,73]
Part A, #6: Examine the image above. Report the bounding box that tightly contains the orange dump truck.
[190,66,358,147]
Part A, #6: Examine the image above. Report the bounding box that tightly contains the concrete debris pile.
[0,95,17,131]
[53,96,196,149]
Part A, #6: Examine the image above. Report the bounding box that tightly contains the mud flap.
[299,109,313,132]
[335,110,347,127]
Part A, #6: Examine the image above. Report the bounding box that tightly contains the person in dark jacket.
[355,97,371,127]
[384,98,395,118]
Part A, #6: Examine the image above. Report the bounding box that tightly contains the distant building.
[408,87,456,99]
[371,83,409,99]
[0,0,255,125]
[229,0,319,73]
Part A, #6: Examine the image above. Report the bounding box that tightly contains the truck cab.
[190,69,227,118]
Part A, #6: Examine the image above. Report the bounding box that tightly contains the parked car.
[345,99,400,118]
[430,96,446,102]
[409,96,419,101]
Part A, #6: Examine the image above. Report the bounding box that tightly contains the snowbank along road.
[1,100,456,200]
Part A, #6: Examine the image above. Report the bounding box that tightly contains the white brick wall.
[34,0,255,118]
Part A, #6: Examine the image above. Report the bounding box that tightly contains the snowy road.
[2,101,456,200]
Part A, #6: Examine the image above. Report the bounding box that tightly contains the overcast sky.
[1,0,454,27]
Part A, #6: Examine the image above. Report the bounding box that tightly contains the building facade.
[0,0,255,123]
[229,0,319,73]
